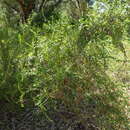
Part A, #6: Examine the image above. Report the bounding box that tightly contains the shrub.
[0,0,129,129]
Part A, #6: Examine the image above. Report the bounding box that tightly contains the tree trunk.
[16,0,35,22]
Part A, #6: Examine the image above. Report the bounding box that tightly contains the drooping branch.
[44,0,63,18]
[39,0,47,12]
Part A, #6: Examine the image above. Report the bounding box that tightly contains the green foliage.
[0,0,64,25]
[0,0,129,129]
[0,28,18,101]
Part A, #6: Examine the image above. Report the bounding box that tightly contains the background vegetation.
[0,0,129,130]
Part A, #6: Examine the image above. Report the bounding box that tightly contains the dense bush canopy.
[0,0,129,129]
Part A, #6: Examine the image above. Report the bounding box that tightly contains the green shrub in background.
[0,0,129,129]
[0,27,19,102]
